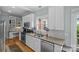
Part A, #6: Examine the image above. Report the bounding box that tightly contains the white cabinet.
[22,13,34,28]
[9,32,19,38]
[26,35,31,46]
[54,44,63,52]
[48,6,64,30]
[26,35,41,52]
[48,6,56,30]
[32,37,41,52]
[55,7,64,30]
[41,40,53,52]
[9,32,13,38]
[9,16,22,32]
[16,17,22,27]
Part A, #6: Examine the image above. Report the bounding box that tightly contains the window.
[36,16,48,31]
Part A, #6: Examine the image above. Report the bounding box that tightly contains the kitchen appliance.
[21,32,26,43]
[21,22,32,43]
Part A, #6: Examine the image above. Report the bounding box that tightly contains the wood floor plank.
[5,36,34,52]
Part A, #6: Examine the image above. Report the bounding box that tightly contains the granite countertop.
[26,33,65,46]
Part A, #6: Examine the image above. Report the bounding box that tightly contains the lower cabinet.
[26,35,30,46]
[41,40,53,52]
[9,32,13,38]
[26,35,63,52]
[54,44,63,52]
[62,46,73,52]
[26,35,41,52]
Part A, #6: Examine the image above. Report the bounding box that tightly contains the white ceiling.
[0,6,45,17]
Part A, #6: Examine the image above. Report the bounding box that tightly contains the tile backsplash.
[48,30,65,39]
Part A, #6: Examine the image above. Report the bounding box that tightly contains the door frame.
[71,10,79,51]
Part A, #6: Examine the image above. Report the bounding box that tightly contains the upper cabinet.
[48,6,64,30]
[9,16,22,32]
[48,6,56,30]
[16,17,22,27]
[22,13,34,28]
[55,7,64,30]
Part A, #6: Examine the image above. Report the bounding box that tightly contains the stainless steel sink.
[34,34,44,38]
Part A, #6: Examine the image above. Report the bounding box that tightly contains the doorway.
[76,15,79,51]
[71,11,79,52]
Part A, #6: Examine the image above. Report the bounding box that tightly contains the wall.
[0,10,22,39]
[48,30,64,39]
[34,7,65,39]
[34,7,48,27]
[0,13,10,39]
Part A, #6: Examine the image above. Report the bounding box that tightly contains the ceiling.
[0,6,45,17]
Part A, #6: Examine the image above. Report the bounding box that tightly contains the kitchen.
[0,6,77,52]
[21,7,65,52]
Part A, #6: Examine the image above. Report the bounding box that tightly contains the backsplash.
[48,30,65,39]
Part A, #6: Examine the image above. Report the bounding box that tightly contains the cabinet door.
[41,40,45,52]
[26,35,30,46]
[54,44,63,52]
[41,40,53,52]
[29,14,34,28]
[45,41,53,52]
[48,6,56,30]
[9,32,13,38]
[26,35,34,49]
[55,6,64,30]
[26,35,41,52]
[32,38,41,52]
[16,17,21,27]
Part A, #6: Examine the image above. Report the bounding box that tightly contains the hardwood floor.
[5,36,34,52]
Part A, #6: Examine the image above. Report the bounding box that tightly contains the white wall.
[34,7,48,27]
[33,6,65,39]
[48,30,64,39]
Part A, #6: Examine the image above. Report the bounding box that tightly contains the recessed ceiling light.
[8,10,11,13]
